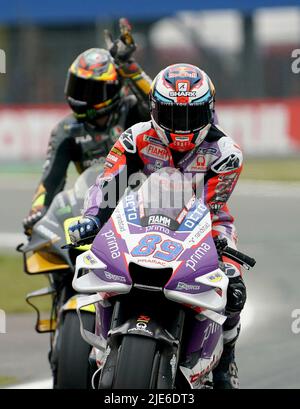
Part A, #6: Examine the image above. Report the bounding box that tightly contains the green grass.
[0,253,49,313]
[241,158,300,182]
[0,376,17,386]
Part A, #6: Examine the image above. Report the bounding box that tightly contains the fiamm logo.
[0,50,6,74]
[0,309,6,333]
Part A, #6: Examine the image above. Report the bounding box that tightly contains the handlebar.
[214,237,256,270]
[222,246,256,269]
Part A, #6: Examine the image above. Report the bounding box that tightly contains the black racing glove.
[68,216,101,245]
[104,18,136,64]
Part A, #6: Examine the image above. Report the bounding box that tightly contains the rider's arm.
[106,18,152,119]
[84,125,144,226]
[24,121,74,233]
[204,136,243,214]
[117,60,152,118]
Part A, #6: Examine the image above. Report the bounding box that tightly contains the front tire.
[55,311,94,389]
[112,335,158,389]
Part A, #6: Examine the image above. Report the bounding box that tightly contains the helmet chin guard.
[152,116,212,152]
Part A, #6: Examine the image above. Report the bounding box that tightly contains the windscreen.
[138,168,195,228]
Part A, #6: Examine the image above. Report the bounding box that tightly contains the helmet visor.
[152,101,212,133]
[65,72,121,105]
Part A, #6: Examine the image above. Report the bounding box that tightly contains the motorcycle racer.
[69,63,246,389]
[23,19,152,235]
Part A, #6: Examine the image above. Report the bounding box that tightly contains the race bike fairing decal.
[131,234,184,262]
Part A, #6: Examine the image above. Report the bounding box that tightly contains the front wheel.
[101,336,159,389]
[55,311,94,389]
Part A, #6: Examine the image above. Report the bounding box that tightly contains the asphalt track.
[1,178,300,389]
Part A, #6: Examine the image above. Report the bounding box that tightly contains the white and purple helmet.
[150,64,215,152]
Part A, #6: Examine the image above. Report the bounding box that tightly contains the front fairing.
[22,165,103,267]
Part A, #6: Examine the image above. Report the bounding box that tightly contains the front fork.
[97,298,186,389]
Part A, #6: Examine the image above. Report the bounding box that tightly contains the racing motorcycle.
[17,165,103,389]
[71,168,256,389]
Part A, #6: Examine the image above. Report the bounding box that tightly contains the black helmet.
[65,48,122,121]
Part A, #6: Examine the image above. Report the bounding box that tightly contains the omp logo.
[0,50,6,74]
[0,310,6,334]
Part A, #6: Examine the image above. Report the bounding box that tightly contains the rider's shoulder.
[119,121,152,153]
[52,113,84,138]
[207,124,242,153]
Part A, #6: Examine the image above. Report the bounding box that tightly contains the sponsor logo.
[137,315,151,323]
[183,202,207,230]
[170,91,197,97]
[176,209,188,224]
[174,136,190,142]
[144,144,169,160]
[148,215,171,227]
[144,135,165,146]
[197,147,218,155]
[201,322,220,348]
[104,271,126,282]
[208,272,223,283]
[83,253,98,265]
[187,221,210,245]
[120,128,136,153]
[111,146,123,156]
[124,194,138,221]
[190,349,222,385]
[101,230,121,259]
[145,225,170,235]
[213,154,240,172]
[75,134,93,144]
[128,322,153,336]
[186,242,211,271]
[106,153,119,163]
[187,154,207,172]
[176,282,201,291]
[114,210,126,233]
[169,72,197,78]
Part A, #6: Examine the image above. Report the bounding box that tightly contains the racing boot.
[213,275,246,389]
